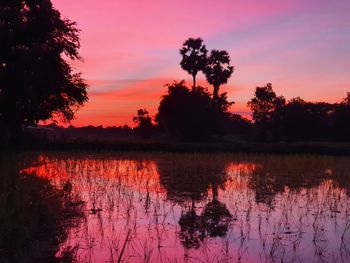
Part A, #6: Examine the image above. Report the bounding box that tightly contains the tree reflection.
[247,155,350,207]
[201,199,232,237]
[157,154,232,249]
[0,154,83,262]
[157,154,229,203]
[179,209,203,249]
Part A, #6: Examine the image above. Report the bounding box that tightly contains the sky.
[51,0,350,127]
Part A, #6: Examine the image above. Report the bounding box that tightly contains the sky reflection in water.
[21,153,350,262]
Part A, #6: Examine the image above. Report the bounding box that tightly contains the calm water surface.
[3,152,350,262]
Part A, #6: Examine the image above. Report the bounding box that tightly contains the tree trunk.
[192,74,196,90]
[213,85,219,101]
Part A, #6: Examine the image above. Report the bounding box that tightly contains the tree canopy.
[0,0,87,141]
[133,109,154,137]
[155,81,235,140]
[179,38,207,89]
[204,49,234,101]
[247,83,285,124]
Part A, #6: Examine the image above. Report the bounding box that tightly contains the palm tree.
[179,38,208,89]
[204,50,234,101]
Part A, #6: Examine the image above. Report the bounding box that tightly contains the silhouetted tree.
[248,83,285,124]
[225,114,252,136]
[204,50,234,101]
[274,98,334,141]
[179,38,207,89]
[156,81,211,140]
[156,81,233,140]
[0,0,88,144]
[133,109,153,137]
[330,93,350,141]
[247,83,285,140]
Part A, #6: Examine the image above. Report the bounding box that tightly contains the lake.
[1,152,350,262]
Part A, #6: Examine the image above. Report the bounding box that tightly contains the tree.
[133,109,153,137]
[204,50,234,101]
[179,38,207,89]
[156,81,212,140]
[156,81,211,140]
[156,81,233,140]
[0,0,88,142]
[332,93,350,141]
[247,83,285,124]
[247,83,285,140]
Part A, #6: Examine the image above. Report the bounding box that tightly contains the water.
[2,152,350,262]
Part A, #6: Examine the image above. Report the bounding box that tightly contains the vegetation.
[155,39,243,141]
[0,0,87,144]
[133,109,154,137]
[156,81,234,140]
[179,38,208,89]
[204,49,234,101]
[1,0,350,152]
[248,84,350,141]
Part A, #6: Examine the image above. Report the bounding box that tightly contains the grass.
[17,136,350,155]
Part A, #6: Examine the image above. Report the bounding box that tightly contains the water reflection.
[11,153,350,262]
[0,154,83,263]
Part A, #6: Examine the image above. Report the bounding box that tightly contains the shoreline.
[14,140,350,156]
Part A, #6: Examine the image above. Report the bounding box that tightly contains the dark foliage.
[330,93,350,140]
[0,0,88,143]
[24,123,133,144]
[247,83,285,124]
[248,84,350,141]
[204,49,234,101]
[156,81,234,140]
[272,98,334,141]
[133,109,154,137]
[179,38,207,89]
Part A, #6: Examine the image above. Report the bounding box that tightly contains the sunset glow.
[52,0,350,127]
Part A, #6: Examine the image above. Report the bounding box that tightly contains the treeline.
[133,38,250,141]
[33,36,350,143]
[25,123,133,142]
[248,83,350,141]
[132,38,350,142]
[133,81,250,140]
[134,82,350,142]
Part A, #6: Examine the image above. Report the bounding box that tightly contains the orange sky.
[51,0,350,127]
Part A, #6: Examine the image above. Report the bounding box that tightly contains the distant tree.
[225,114,251,135]
[204,50,234,101]
[274,98,335,141]
[341,92,350,105]
[156,81,211,140]
[247,83,285,140]
[156,81,233,140]
[0,0,88,143]
[247,83,285,124]
[133,109,153,137]
[329,93,350,141]
[156,81,210,140]
[179,38,208,89]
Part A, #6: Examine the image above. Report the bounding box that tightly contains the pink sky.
[51,0,350,127]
